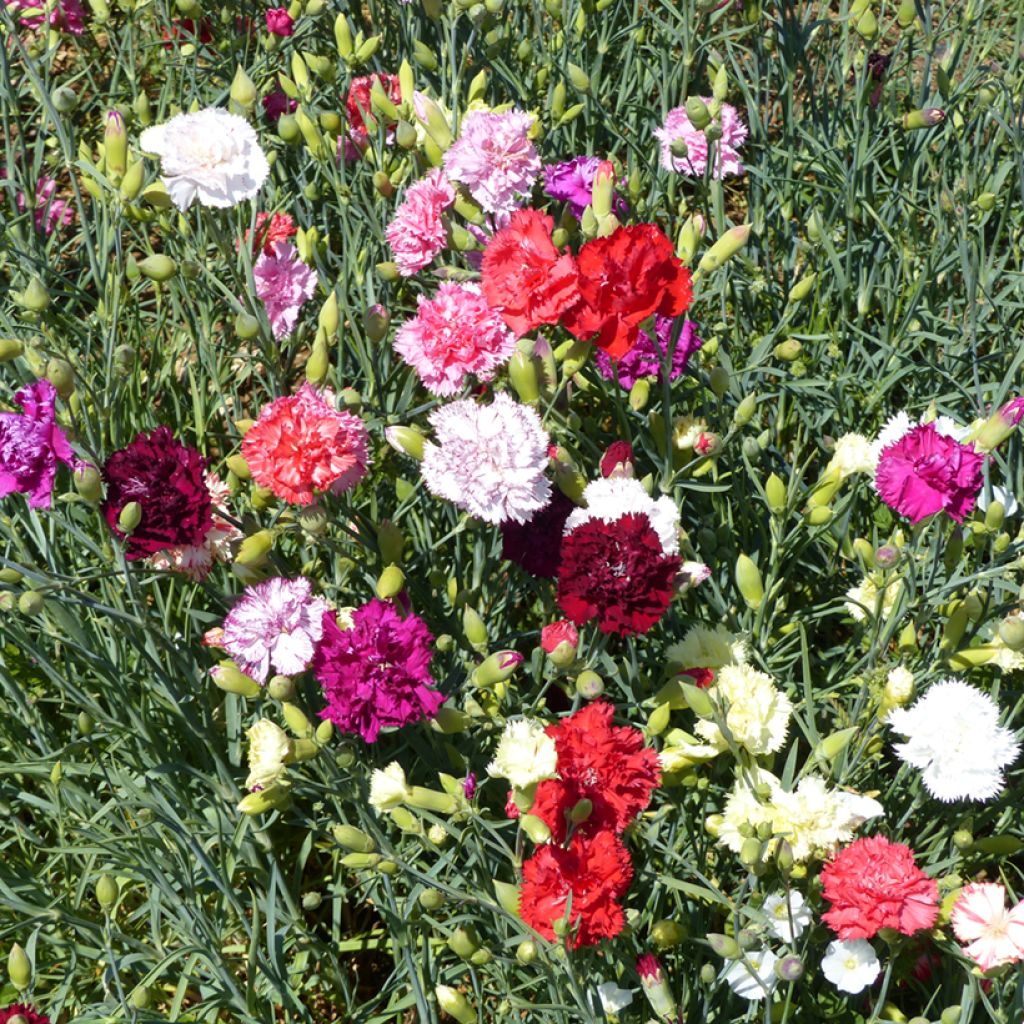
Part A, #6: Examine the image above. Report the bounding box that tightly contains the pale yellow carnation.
[244,719,291,791]
[667,624,748,670]
[695,664,792,756]
[487,718,558,789]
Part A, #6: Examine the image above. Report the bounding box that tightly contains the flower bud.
[462,605,488,652]
[508,349,540,405]
[281,702,313,737]
[375,564,405,600]
[637,953,677,1020]
[435,985,475,1024]
[472,649,522,688]
[137,254,178,282]
[8,943,31,991]
[680,680,714,719]
[333,824,375,852]
[707,932,740,959]
[230,65,258,113]
[776,954,804,981]
[104,110,128,179]
[998,615,1024,651]
[733,393,757,426]
[235,529,273,568]
[735,553,764,609]
[896,0,916,26]
[575,669,605,700]
[96,873,119,910]
[77,711,95,736]
[685,95,711,129]
[569,798,593,824]
[520,813,551,844]
[516,939,537,964]
[211,661,262,698]
[22,276,51,311]
[697,223,752,277]
[418,887,445,910]
[0,338,23,362]
[116,500,142,534]
[385,425,425,461]
[902,108,945,130]
[237,783,291,814]
[764,473,786,513]
[651,919,687,949]
[855,8,878,38]
[708,365,729,398]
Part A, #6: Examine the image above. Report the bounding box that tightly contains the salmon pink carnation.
[821,835,939,939]
[242,383,369,505]
[385,168,456,276]
[394,282,515,396]
[346,73,401,139]
[244,211,297,255]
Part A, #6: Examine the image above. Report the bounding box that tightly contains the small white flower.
[595,980,634,1015]
[722,948,777,1001]
[888,678,1020,802]
[486,719,558,790]
[762,891,812,943]
[140,108,270,211]
[369,762,411,812]
[821,939,881,994]
[827,433,876,478]
[565,476,681,556]
[844,575,902,622]
[835,791,885,827]
[244,719,291,792]
[883,665,915,706]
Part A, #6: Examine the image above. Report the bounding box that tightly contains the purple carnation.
[542,156,625,220]
[500,489,575,579]
[0,380,74,509]
[313,598,444,743]
[595,317,702,391]
[102,426,213,560]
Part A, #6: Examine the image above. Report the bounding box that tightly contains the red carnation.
[600,441,634,479]
[530,701,660,842]
[481,209,581,337]
[346,73,401,136]
[244,211,297,255]
[102,427,212,560]
[563,224,693,359]
[821,836,939,940]
[519,830,632,948]
[0,1004,50,1024]
[557,514,680,635]
[540,619,578,655]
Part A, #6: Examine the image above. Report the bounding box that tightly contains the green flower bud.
[104,110,128,179]
[448,925,481,959]
[462,605,488,652]
[567,62,590,93]
[73,464,103,502]
[305,335,330,384]
[130,985,153,1010]
[278,114,301,143]
[699,963,716,984]
[575,670,603,699]
[8,943,31,990]
[230,65,258,113]
[697,224,752,276]
[418,887,445,909]
[787,272,817,304]
[376,564,405,600]
[376,261,400,282]
[235,529,273,568]
[629,377,651,411]
[735,553,764,608]
[651,919,687,949]
[385,425,425,461]
[281,702,313,738]
[509,349,540,405]
[77,711,94,736]
[765,473,786,513]
[435,986,475,1024]
[774,339,802,361]
[896,0,916,26]
[706,932,740,959]
[133,91,152,125]
[985,500,1005,531]
[902,108,945,130]
[22,276,51,311]
[685,96,711,130]
[708,365,729,398]
[520,814,551,844]
[472,649,522,688]
[118,501,142,534]
[998,616,1024,651]
[137,254,178,281]
[940,1007,962,1024]
[516,939,537,964]
[211,661,262,698]
[45,357,75,398]
[237,784,291,814]
[333,824,375,852]
[733,393,757,426]
[855,8,878,39]
[96,873,119,910]
[0,338,24,362]
[52,85,78,112]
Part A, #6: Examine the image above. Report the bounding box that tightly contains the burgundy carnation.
[0,1005,50,1024]
[102,426,212,560]
[557,513,680,635]
[501,489,574,579]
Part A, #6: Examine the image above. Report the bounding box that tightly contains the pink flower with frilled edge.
[385,168,456,276]
[253,241,317,340]
[951,883,1024,972]
[0,379,74,509]
[654,99,748,179]
[874,423,984,523]
[264,7,293,35]
[11,0,86,33]
[15,177,74,234]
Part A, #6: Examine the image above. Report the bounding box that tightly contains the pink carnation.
[394,282,516,396]
[16,176,73,234]
[8,0,86,33]
[951,882,1024,972]
[385,168,456,276]
[443,108,541,215]
[0,379,74,509]
[874,423,984,524]
[253,242,318,340]
[654,99,748,179]
[264,7,293,35]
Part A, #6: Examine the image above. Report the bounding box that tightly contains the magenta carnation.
[313,599,444,743]
[102,426,213,560]
[654,100,748,179]
[9,0,86,33]
[0,380,74,509]
[394,282,516,396]
[542,156,624,220]
[874,423,985,524]
[595,317,702,391]
[222,577,328,683]
[443,108,541,215]
[385,167,456,276]
[16,176,73,234]
[253,241,318,340]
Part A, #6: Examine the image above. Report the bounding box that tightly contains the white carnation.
[487,718,558,789]
[369,761,411,812]
[244,719,291,792]
[827,433,876,478]
[666,623,748,670]
[844,575,902,622]
[565,476,680,556]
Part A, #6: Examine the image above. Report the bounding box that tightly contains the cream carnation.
[695,663,792,756]
[140,108,270,211]
[487,718,558,790]
[564,476,680,556]
[244,719,291,791]
[844,575,902,622]
[667,623,748,670]
[369,761,411,811]
[827,433,876,478]
[883,665,915,706]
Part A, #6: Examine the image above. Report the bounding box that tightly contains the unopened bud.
[138,254,178,281]
[435,985,475,1024]
[22,276,51,311]
[104,110,128,178]
[903,108,945,129]
[735,553,764,609]
[229,65,258,112]
[707,932,741,959]
[332,824,375,852]
[685,96,711,130]
[697,224,752,275]
[472,649,522,688]
[8,943,31,990]
[118,501,142,534]
[575,669,604,699]
[96,873,119,910]
[376,564,405,600]
[385,425,425,461]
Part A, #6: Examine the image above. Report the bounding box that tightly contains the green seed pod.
[376,564,405,600]
[448,925,481,959]
[735,554,764,609]
[685,96,711,130]
[77,711,95,736]
[137,254,178,281]
[8,943,31,991]
[96,873,119,910]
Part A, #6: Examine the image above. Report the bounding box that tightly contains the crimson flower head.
[557,513,681,635]
[102,427,212,560]
[519,830,632,948]
[540,619,578,655]
[599,441,634,479]
[821,835,939,940]
[265,7,294,35]
[0,1003,50,1024]
[346,73,401,136]
[481,209,581,337]
[529,701,660,842]
[244,211,297,255]
[563,224,693,359]
[500,489,575,579]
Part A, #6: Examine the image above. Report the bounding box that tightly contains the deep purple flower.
[500,489,575,579]
[595,317,702,391]
[543,156,625,220]
[263,89,297,122]
[463,772,477,800]
[102,426,212,559]
[0,380,73,509]
[313,598,444,743]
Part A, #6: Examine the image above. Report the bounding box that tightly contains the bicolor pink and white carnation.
[394,282,516,396]
[655,100,748,179]
[253,242,318,340]
[421,391,551,524]
[950,883,1024,971]
[443,108,541,214]
[221,576,328,684]
[565,476,680,556]
[385,168,456,276]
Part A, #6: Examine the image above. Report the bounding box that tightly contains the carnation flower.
[565,476,680,555]
[244,210,297,255]
[221,576,328,683]
[763,891,812,943]
[886,678,1019,802]
[15,175,74,234]
[874,423,984,523]
[421,392,551,525]
[394,282,516,395]
[883,665,915,706]
[721,949,777,1001]
[596,981,634,1015]
[821,835,939,939]
[102,426,212,559]
[563,224,693,359]
[844,574,903,622]
[666,624,747,672]
[557,513,681,635]
[540,620,578,657]
[140,108,270,211]
[244,719,291,791]
[820,940,881,994]
[265,7,293,34]
[346,73,402,141]
[385,168,457,276]
[655,100,748,179]
[500,489,574,578]
[0,1004,49,1024]
[263,88,297,121]
[950,882,1024,971]
[9,0,85,33]
[444,108,541,214]
[487,719,558,790]
[242,383,370,505]
[529,701,661,841]
[313,599,443,743]
[542,155,624,219]
[594,317,702,391]
[826,433,876,479]
[253,241,318,340]
[519,830,633,948]
[369,761,412,811]
[481,208,580,337]
[695,663,792,756]
[0,379,74,509]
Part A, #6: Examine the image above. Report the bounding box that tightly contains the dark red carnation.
[600,441,634,478]
[102,426,212,561]
[481,209,580,337]
[0,1004,50,1024]
[263,88,297,121]
[501,489,574,579]
[681,666,715,688]
[529,701,660,842]
[346,73,401,136]
[161,18,214,47]
[821,836,939,940]
[563,224,693,359]
[557,513,680,635]
[519,830,632,948]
